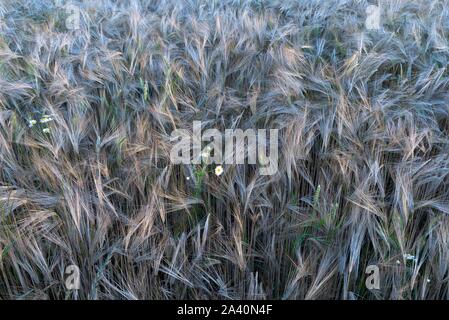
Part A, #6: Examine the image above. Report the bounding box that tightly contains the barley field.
[1,0,449,300]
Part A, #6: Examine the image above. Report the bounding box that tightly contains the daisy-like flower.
[186,177,190,180]
[426,278,431,283]
[28,119,37,127]
[42,128,51,134]
[214,165,224,176]
[40,115,53,123]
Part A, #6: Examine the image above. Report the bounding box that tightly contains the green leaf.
[1,243,12,259]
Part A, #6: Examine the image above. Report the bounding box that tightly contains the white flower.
[201,146,214,161]
[40,116,53,123]
[28,119,37,127]
[42,128,50,134]
[403,253,416,261]
[186,177,190,180]
[214,165,224,176]
[426,278,431,283]
[201,151,210,160]
[396,260,401,265]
